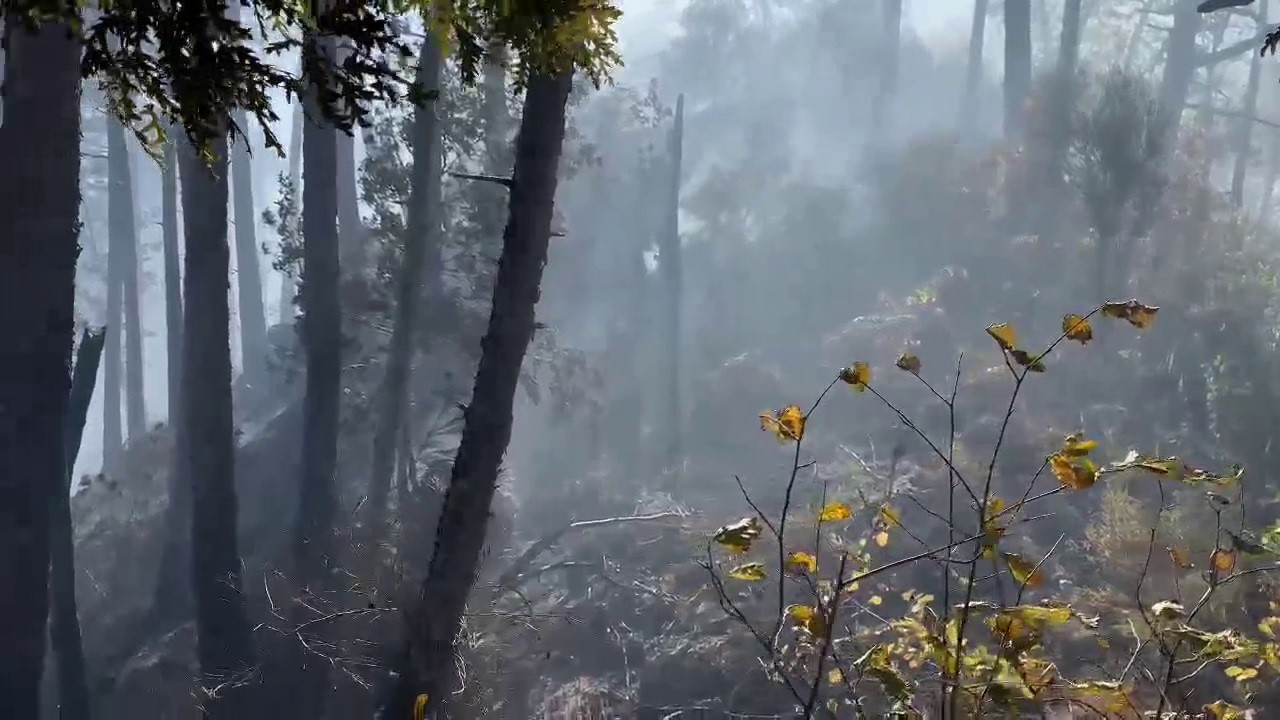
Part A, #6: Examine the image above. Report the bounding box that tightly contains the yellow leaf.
[827,667,844,685]
[839,361,872,391]
[413,694,429,720]
[895,353,922,374]
[727,562,768,581]
[784,551,818,575]
[1061,432,1097,456]
[713,517,762,554]
[874,530,890,548]
[1009,348,1046,372]
[1062,314,1093,343]
[1101,299,1159,329]
[1211,548,1238,574]
[760,405,806,442]
[1049,452,1097,490]
[1069,681,1132,714]
[877,504,902,528]
[1224,665,1259,682]
[1205,699,1251,720]
[986,322,1017,351]
[786,604,827,635]
[869,594,883,606]
[818,501,854,523]
[1167,546,1195,570]
[1002,552,1045,588]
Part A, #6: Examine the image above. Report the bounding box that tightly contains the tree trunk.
[163,133,183,423]
[1160,0,1201,131]
[1058,0,1082,82]
[291,25,342,718]
[0,15,81,718]
[1258,127,1280,220]
[277,95,305,323]
[660,94,685,476]
[871,0,902,135]
[1003,0,1032,141]
[108,118,146,440]
[381,69,574,719]
[103,205,123,476]
[231,113,269,388]
[1231,0,1268,208]
[336,125,364,271]
[367,31,443,535]
[179,129,257,718]
[49,329,104,720]
[958,0,990,135]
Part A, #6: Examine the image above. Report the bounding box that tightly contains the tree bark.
[660,94,685,476]
[277,93,305,324]
[1003,0,1032,141]
[958,0,990,135]
[49,329,104,720]
[0,15,81,719]
[367,31,443,535]
[231,113,269,387]
[871,0,902,135]
[179,128,257,719]
[381,68,574,719]
[108,118,146,440]
[1231,0,1268,208]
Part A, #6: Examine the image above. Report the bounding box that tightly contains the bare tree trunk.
[1160,0,1201,131]
[277,95,304,323]
[958,0,990,135]
[179,124,257,719]
[49,329,104,720]
[108,118,146,440]
[1003,0,1032,141]
[0,15,81,717]
[871,0,902,135]
[367,31,443,535]
[380,69,574,719]
[231,113,269,387]
[660,95,685,476]
[1231,0,1268,208]
[336,125,364,271]
[163,133,183,422]
[103,215,124,475]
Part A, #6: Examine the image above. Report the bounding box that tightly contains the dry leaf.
[727,562,768,581]
[785,551,818,575]
[1101,299,1159,329]
[1049,452,1097,490]
[786,604,827,635]
[1003,552,1045,588]
[895,353,922,374]
[986,322,1017,351]
[1062,314,1093,343]
[1211,548,1237,574]
[760,405,806,442]
[713,517,762,553]
[818,501,854,523]
[877,504,902,528]
[839,361,872,391]
[874,530,890,548]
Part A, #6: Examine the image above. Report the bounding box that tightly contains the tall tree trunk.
[1044,0,1083,192]
[231,114,269,387]
[103,211,123,475]
[1160,0,1201,132]
[179,128,257,718]
[871,0,902,136]
[367,32,443,535]
[1058,0,1082,82]
[1231,0,1268,208]
[1003,0,1032,141]
[0,15,81,718]
[958,0,990,135]
[291,23,342,718]
[336,124,364,271]
[108,118,146,439]
[660,95,685,476]
[381,69,574,719]
[1258,127,1280,220]
[277,95,305,323]
[163,133,183,423]
[49,329,104,720]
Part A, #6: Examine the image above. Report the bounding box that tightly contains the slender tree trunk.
[660,95,685,476]
[1003,0,1032,141]
[291,24,342,718]
[1058,0,1082,81]
[1160,0,1201,131]
[1231,0,1268,208]
[278,95,305,323]
[49,329,104,720]
[108,118,146,439]
[163,133,183,422]
[231,114,269,387]
[381,69,575,719]
[871,0,902,136]
[179,128,257,718]
[103,219,124,475]
[958,0,990,135]
[367,32,443,535]
[336,125,364,271]
[0,15,81,718]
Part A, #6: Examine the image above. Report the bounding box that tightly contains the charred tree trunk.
[231,113,269,388]
[179,126,257,717]
[49,329,104,720]
[870,0,902,135]
[367,31,443,535]
[381,69,575,719]
[1003,0,1032,141]
[0,15,81,718]
[660,95,685,476]
[108,118,146,440]
[958,0,990,135]
[1231,1,1267,208]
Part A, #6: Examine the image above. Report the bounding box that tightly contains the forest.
[7,0,1280,718]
